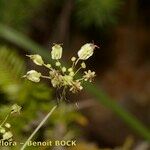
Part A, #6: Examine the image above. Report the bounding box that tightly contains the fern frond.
[0,47,26,99]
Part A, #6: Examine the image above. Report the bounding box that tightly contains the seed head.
[23,70,41,82]
[26,54,44,66]
[51,44,62,60]
[70,81,83,93]
[78,43,97,60]
[84,70,96,82]
[24,42,97,95]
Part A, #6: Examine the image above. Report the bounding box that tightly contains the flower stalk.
[21,43,97,149]
[20,105,57,150]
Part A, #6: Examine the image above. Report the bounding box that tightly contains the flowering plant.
[23,43,97,96]
[20,43,97,150]
[0,104,21,141]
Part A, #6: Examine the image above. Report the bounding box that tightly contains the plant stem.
[74,58,80,66]
[85,82,150,141]
[0,113,10,126]
[41,75,51,79]
[20,105,57,150]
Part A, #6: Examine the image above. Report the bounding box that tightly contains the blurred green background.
[0,0,149,149]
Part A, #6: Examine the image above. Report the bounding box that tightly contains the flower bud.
[11,104,22,114]
[23,70,41,82]
[55,62,61,67]
[0,128,6,134]
[71,57,76,61]
[78,43,96,60]
[68,68,73,72]
[69,71,75,77]
[51,44,62,60]
[62,67,66,72]
[3,131,13,140]
[26,54,44,66]
[81,62,86,68]
[5,123,11,128]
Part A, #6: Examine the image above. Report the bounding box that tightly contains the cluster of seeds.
[24,43,97,94]
[0,104,21,141]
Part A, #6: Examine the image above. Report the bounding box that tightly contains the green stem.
[74,67,82,75]
[0,114,10,127]
[85,82,150,141]
[20,105,57,150]
[41,75,51,79]
[43,64,53,70]
[74,58,80,66]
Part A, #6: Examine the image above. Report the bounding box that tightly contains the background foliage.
[75,0,123,27]
[0,0,149,149]
[0,0,46,31]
